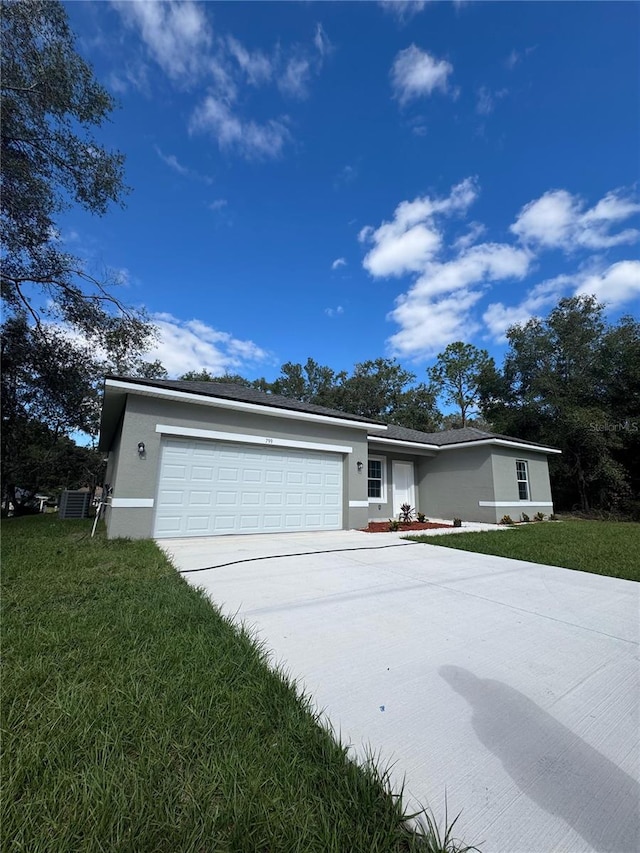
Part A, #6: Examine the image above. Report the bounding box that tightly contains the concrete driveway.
[160,531,639,853]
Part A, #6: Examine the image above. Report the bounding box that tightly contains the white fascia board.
[111,498,154,508]
[156,424,352,454]
[439,438,562,455]
[106,379,385,432]
[479,501,554,507]
[367,436,440,451]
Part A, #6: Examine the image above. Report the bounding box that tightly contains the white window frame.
[368,456,387,503]
[516,459,530,501]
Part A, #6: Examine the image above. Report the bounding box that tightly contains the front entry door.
[392,461,416,517]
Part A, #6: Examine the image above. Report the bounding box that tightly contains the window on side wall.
[516,459,530,500]
[368,457,386,502]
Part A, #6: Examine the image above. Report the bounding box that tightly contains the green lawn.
[407,519,640,581]
[2,516,475,853]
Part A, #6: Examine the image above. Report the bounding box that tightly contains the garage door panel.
[188,491,212,506]
[154,438,343,538]
[158,489,184,505]
[217,468,238,482]
[191,466,213,480]
[215,491,238,506]
[162,464,187,479]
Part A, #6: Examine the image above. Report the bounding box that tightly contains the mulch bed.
[362,521,453,533]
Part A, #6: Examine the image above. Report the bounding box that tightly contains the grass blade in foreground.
[2,516,477,852]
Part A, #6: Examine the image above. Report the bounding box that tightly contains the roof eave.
[102,378,387,432]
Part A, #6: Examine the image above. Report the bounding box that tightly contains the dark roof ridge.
[104,375,387,426]
[368,421,558,450]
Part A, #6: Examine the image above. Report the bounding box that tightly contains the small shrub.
[399,503,415,523]
[521,512,530,523]
[534,512,545,522]
[388,519,400,532]
[417,512,427,523]
[500,514,514,525]
[453,517,462,528]
[549,513,558,521]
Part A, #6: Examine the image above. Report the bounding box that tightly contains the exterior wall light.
[137,442,145,456]
[357,460,363,472]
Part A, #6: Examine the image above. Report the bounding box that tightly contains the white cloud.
[108,60,150,96]
[314,23,332,58]
[483,275,573,341]
[113,4,328,160]
[453,221,486,251]
[154,145,215,185]
[190,96,290,159]
[333,164,358,189]
[388,289,483,357]
[208,199,228,211]
[475,86,508,116]
[483,260,640,341]
[360,178,478,278]
[226,36,272,85]
[278,25,331,100]
[575,260,640,307]
[385,244,531,353]
[408,243,531,300]
[391,45,454,104]
[149,314,271,377]
[511,188,640,251]
[505,45,536,70]
[279,56,312,99]
[380,1,427,22]
[154,146,189,176]
[362,178,638,360]
[112,0,212,83]
[360,178,535,358]
[331,257,347,270]
[324,306,344,318]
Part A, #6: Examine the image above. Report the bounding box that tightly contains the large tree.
[480,296,640,514]
[428,342,495,428]
[1,0,158,505]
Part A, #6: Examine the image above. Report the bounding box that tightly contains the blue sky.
[63,0,639,382]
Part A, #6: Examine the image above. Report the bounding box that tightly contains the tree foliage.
[182,357,441,432]
[428,342,495,427]
[480,296,640,514]
[1,0,159,503]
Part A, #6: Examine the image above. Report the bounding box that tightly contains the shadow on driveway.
[440,666,639,853]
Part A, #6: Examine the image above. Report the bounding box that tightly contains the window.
[516,460,530,500]
[368,457,386,502]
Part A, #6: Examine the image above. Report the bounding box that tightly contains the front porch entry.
[392,460,416,517]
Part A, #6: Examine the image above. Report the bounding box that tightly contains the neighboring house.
[98,376,560,539]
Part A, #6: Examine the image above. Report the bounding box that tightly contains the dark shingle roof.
[368,422,557,450]
[106,376,558,452]
[106,376,387,426]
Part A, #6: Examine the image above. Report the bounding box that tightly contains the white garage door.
[154,437,343,538]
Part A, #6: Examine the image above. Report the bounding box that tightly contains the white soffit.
[368,436,439,452]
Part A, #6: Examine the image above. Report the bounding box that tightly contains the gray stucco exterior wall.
[419,445,498,523]
[416,444,554,524]
[489,447,554,522]
[106,393,371,539]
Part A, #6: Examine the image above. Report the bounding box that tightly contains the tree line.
[177,298,640,518]
[1,1,637,518]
